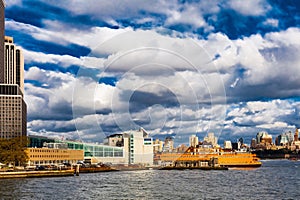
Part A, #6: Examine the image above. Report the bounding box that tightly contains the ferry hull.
[160,166,228,170]
[220,163,262,169]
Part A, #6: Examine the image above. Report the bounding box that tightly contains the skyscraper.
[0,3,27,139]
[4,36,24,92]
[189,134,199,147]
[0,84,27,138]
[0,0,4,75]
[294,128,299,142]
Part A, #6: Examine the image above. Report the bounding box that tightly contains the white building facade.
[189,135,199,147]
[123,128,153,166]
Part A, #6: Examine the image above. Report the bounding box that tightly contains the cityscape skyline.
[2,0,300,144]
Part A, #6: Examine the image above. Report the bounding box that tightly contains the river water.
[0,160,299,200]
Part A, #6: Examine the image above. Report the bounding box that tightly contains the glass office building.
[66,141,124,158]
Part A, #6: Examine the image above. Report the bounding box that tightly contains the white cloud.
[4,0,22,6]
[263,18,279,27]
[47,0,180,23]
[6,20,70,46]
[265,27,300,46]
[14,12,300,142]
[23,49,83,67]
[227,100,297,134]
[228,0,270,16]
[165,5,209,29]
[6,19,131,50]
[257,122,292,129]
[44,0,218,32]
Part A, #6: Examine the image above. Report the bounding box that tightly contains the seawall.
[0,170,74,179]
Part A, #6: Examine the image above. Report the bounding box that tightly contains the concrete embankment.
[0,170,74,179]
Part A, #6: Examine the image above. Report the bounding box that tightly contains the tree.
[0,136,29,167]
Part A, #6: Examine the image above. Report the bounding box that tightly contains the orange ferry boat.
[160,147,262,169]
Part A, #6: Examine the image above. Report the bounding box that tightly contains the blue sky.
[4,0,300,145]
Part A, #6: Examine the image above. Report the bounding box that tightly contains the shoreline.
[0,170,74,179]
[1,158,297,179]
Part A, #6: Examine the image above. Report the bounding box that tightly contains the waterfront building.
[189,135,199,147]
[104,128,154,165]
[26,148,84,166]
[4,36,24,92]
[291,128,300,150]
[123,128,153,165]
[203,132,218,147]
[256,132,264,144]
[294,128,299,142]
[276,131,294,146]
[153,138,163,153]
[224,141,232,149]
[256,131,272,145]
[30,128,155,166]
[163,136,174,152]
[250,138,257,149]
[28,135,56,148]
[0,84,27,138]
[104,133,123,147]
[174,144,188,153]
[231,141,241,150]
[66,140,125,164]
[28,135,125,164]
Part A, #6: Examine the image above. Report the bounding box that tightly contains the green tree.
[0,136,29,167]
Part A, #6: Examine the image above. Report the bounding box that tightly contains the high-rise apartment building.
[0,4,27,139]
[0,0,4,75]
[189,134,199,147]
[294,128,299,142]
[4,36,24,92]
[0,84,27,138]
[203,132,218,147]
[163,136,174,152]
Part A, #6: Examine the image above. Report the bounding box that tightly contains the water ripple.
[0,160,299,199]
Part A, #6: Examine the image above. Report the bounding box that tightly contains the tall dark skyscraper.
[0,0,4,78]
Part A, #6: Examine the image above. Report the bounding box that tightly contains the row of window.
[30,155,70,158]
[0,99,21,101]
[0,134,23,138]
[31,160,79,165]
[0,128,22,131]
[0,130,22,133]
[0,118,22,121]
[30,149,68,153]
[0,96,18,99]
[0,108,23,110]
[0,114,22,116]
[0,126,22,129]
[68,143,123,153]
[0,104,22,106]
[84,151,123,157]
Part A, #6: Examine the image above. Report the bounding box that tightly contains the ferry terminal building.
[26,128,154,166]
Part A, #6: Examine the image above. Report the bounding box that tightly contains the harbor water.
[0,160,299,199]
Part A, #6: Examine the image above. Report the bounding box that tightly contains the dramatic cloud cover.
[4,0,300,145]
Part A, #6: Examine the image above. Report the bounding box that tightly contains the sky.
[4,0,300,145]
